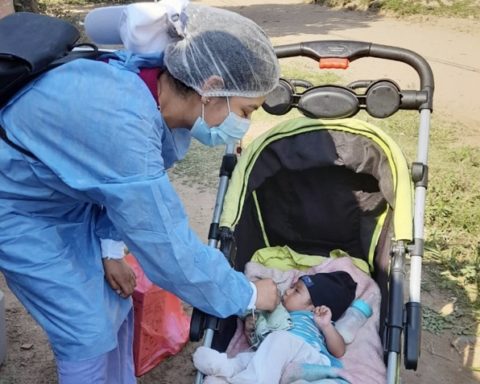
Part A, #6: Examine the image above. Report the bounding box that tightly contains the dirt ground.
[1,0,480,383]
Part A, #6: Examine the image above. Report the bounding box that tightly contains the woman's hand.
[102,258,137,299]
[253,278,280,311]
[313,305,332,329]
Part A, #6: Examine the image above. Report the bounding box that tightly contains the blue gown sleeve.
[95,206,123,241]
[92,173,253,318]
[0,60,253,318]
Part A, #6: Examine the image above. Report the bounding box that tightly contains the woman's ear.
[201,75,225,94]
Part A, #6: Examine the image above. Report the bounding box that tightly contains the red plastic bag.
[125,253,190,376]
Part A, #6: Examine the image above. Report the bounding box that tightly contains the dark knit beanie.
[300,271,357,321]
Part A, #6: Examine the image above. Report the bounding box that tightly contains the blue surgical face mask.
[190,97,251,147]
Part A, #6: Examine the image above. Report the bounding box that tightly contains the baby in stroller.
[194,271,357,384]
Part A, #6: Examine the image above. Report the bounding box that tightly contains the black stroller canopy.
[220,118,413,272]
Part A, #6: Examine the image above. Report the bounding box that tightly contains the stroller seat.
[218,117,413,355]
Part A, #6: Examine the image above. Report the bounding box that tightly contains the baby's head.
[282,271,357,321]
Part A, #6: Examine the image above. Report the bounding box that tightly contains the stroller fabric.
[220,118,413,318]
[251,245,370,275]
[208,117,415,382]
[220,118,412,276]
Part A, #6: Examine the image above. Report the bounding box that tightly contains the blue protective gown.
[0,58,252,361]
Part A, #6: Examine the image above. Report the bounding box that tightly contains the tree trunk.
[0,0,14,19]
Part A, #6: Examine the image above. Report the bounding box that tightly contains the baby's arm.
[313,306,346,358]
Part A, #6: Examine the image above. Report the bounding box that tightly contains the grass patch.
[19,0,131,23]
[422,306,455,335]
[421,303,475,336]
[380,0,479,18]
[169,141,225,191]
[314,0,480,18]
[37,0,129,7]
[362,111,480,316]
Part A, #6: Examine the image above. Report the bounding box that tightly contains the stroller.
[190,40,434,384]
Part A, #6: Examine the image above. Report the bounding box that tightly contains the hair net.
[164,5,280,98]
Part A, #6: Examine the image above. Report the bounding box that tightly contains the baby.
[193,271,357,384]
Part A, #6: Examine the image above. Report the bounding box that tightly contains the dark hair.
[162,70,196,97]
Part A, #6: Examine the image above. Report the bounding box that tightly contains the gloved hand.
[253,278,280,311]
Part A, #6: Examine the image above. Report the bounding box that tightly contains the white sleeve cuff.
[247,281,257,310]
[100,239,126,259]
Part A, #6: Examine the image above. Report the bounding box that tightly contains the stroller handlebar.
[274,41,434,110]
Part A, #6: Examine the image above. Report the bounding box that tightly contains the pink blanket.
[226,257,386,384]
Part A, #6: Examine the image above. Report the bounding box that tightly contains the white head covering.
[164,5,280,97]
[84,0,188,54]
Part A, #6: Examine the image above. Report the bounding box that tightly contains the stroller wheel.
[189,308,206,342]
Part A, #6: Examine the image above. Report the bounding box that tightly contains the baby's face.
[282,280,313,312]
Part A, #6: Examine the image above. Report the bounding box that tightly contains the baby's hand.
[313,305,332,329]
[103,258,137,298]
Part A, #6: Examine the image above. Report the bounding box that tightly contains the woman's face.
[202,96,266,127]
[158,72,267,130]
[282,280,314,312]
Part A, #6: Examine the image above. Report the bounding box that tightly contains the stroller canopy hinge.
[411,162,428,188]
